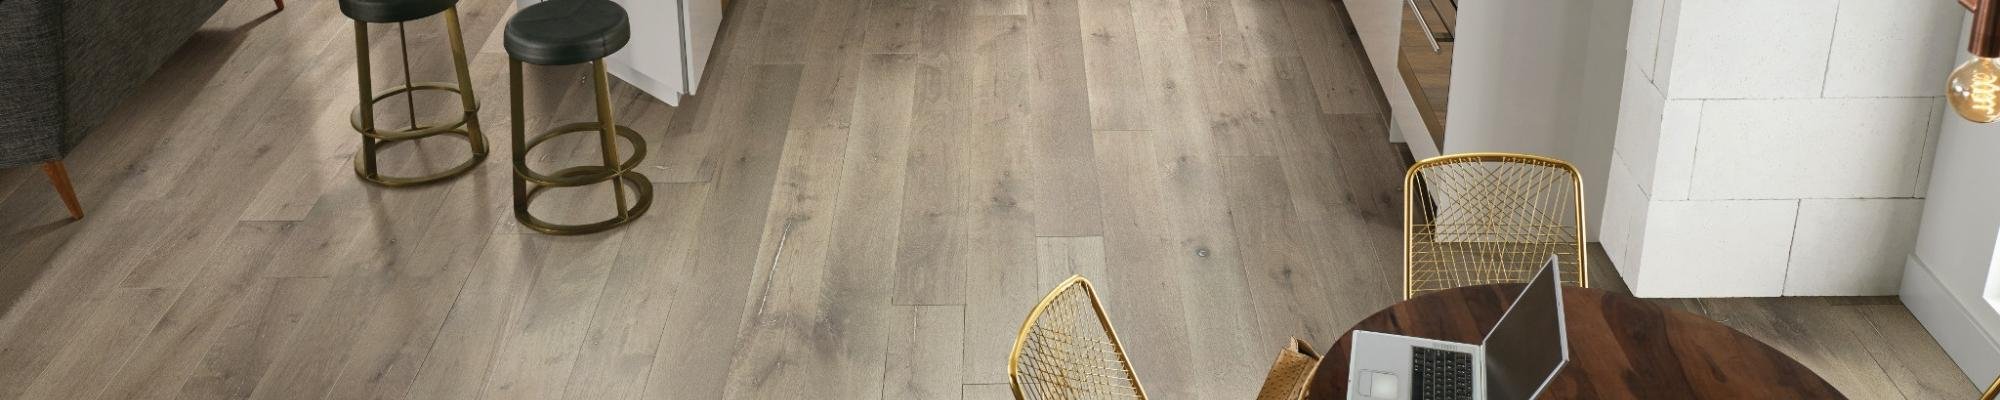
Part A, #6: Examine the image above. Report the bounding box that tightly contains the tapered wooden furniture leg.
[39,161,82,220]
[274,0,283,11]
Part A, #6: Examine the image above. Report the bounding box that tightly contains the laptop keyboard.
[1411,347,1474,400]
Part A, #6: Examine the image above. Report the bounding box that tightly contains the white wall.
[1441,0,1629,241]
[1600,0,1957,297]
[1904,14,2000,386]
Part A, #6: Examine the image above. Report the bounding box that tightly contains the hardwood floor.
[0,0,1972,398]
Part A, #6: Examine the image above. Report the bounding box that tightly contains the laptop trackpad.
[1363,371,1398,398]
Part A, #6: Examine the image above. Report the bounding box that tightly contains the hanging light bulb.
[1952,0,2000,123]
[1948,57,2000,123]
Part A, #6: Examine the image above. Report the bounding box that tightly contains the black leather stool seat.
[505,0,630,66]
[340,0,456,23]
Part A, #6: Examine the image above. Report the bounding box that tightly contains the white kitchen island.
[517,0,722,105]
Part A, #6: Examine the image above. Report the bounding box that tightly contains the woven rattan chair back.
[1403,153,1587,299]
[1009,275,1146,400]
[1253,338,1321,400]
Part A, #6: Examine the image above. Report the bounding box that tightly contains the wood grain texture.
[1851,304,1978,399]
[1090,132,1203,398]
[0,0,1967,398]
[1035,236,1108,293]
[1079,0,1151,131]
[16,288,172,399]
[643,63,804,400]
[892,38,972,306]
[1022,0,1104,237]
[101,222,306,400]
[1223,156,1349,347]
[1304,286,1848,399]
[884,305,965,399]
[963,383,1015,400]
[718,124,871,399]
[960,14,1047,386]
[175,277,330,400]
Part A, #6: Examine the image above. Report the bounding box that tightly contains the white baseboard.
[1900,254,2000,385]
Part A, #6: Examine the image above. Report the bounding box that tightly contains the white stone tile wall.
[1688,98,1933,199]
[1613,62,1666,193]
[1600,0,1957,296]
[1915,98,1945,198]
[1823,0,1963,98]
[1665,0,1837,99]
[1600,152,1648,280]
[1650,100,1702,201]
[1632,199,1798,297]
[1785,198,1925,295]
[1652,0,1682,89]
[1626,0,1663,81]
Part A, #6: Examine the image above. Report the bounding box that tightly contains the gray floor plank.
[639,63,805,400]
[884,306,966,400]
[175,277,331,400]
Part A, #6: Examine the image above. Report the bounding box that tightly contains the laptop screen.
[1480,256,1570,400]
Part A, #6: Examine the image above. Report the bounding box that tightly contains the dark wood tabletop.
[1304,285,1845,399]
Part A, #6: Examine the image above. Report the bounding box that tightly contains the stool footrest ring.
[513,122,646,187]
[516,166,653,235]
[350,82,479,141]
[351,127,489,186]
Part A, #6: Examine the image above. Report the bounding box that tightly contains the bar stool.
[342,0,487,186]
[504,0,651,235]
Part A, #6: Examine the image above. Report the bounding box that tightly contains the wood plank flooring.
[0,0,1973,398]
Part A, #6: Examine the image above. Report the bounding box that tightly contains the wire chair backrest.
[1008,275,1146,400]
[1403,153,1588,299]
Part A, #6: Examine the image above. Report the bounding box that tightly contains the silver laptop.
[1347,256,1570,400]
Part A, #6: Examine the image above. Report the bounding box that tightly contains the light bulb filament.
[1947,58,2000,123]
[1973,72,2000,116]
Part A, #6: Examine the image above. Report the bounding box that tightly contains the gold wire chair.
[1009,275,1147,400]
[1403,153,1588,299]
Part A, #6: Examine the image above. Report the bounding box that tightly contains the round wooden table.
[1303,285,1845,399]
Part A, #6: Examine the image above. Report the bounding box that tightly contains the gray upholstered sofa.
[0,0,237,218]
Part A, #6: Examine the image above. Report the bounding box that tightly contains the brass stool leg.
[509,58,652,235]
[354,21,380,180]
[348,12,487,187]
[397,22,419,131]
[509,60,531,221]
[592,60,630,219]
[443,6,485,153]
